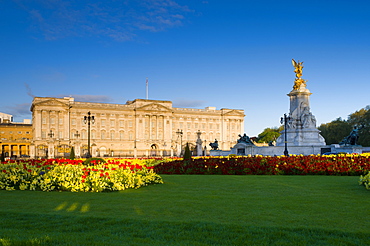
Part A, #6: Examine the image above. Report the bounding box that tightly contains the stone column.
[30,144,35,159]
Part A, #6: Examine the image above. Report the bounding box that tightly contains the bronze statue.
[209,139,219,150]
[292,59,307,90]
[340,125,364,146]
[237,133,254,145]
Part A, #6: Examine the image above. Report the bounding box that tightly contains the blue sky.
[1,0,370,137]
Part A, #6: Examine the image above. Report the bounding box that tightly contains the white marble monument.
[276,59,326,147]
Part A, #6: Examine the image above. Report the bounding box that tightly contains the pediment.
[136,103,172,112]
[222,110,245,117]
[32,99,69,110]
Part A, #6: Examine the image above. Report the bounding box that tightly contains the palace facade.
[30,97,244,158]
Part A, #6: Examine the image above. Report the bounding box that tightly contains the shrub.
[69,147,75,160]
[183,143,191,161]
[83,157,106,166]
[359,171,370,190]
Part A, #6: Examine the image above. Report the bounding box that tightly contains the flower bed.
[0,158,163,192]
[154,155,370,176]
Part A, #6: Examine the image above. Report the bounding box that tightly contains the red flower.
[2,170,6,173]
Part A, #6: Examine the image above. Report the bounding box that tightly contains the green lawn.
[1,175,369,245]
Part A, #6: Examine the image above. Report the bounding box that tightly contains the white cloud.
[14,0,193,41]
[4,103,32,118]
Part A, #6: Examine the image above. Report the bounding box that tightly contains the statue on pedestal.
[209,139,219,150]
[292,59,307,90]
[276,59,326,147]
[237,133,254,145]
[300,105,317,128]
[340,125,364,146]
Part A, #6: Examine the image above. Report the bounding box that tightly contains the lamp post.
[176,129,183,156]
[84,111,95,158]
[203,140,207,156]
[74,131,80,139]
[48,130,54,139]
[280,113,291,156]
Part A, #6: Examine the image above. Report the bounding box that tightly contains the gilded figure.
[292,59,307,90]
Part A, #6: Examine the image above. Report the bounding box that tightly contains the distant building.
[30,97,245,158]
[0,112,13,123]
[0,113,32,157]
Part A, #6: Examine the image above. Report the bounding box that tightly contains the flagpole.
[146,77,148,99]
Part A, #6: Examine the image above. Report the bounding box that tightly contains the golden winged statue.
[292,59,307,90]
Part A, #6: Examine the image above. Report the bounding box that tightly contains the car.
[322,152,337,155]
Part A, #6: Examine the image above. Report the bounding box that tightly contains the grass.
[1,175,369,245]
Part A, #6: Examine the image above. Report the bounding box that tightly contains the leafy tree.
[256,127,283,143]
[318,118,352,145]
[318,106,370,146]
[347,106,370,146]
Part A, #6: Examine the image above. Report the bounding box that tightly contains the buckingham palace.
[30,97,245,158]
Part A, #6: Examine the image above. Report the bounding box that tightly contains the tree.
[256,127,283,143]
[347,106,370,146]
[69,147,75,160]
[183,143,191,161]
[318,118,352,145]
[318,106,370,146]
[0,152,5,162]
